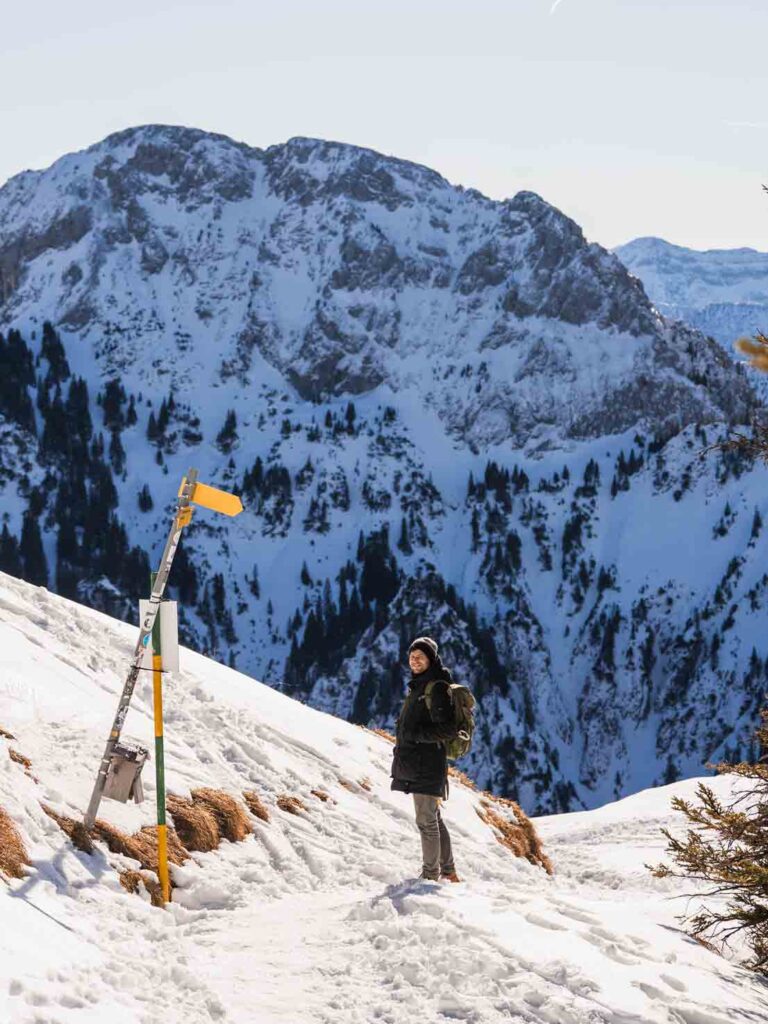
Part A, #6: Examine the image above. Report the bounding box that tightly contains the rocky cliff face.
[0,126,765,815]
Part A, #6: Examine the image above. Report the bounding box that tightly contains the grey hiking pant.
[413,793,455,879]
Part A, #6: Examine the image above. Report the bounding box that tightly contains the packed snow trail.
[1,573,767,1023]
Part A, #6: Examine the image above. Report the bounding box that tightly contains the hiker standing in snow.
[391,637,461,882]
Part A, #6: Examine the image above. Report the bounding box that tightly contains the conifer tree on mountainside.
[0,329,36,433]
[0,324,151,612]
[0,524,23,577]
[217,409,238,453]
[19,512,47,586]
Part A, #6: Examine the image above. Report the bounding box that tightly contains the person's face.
[408,649,430,674]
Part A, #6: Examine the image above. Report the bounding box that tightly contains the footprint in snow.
[523,911,568,931]
[582,929,642,966]
[659,972,687,992]
[551,902,601,925]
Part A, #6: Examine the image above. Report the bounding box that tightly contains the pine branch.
[648,705,768,976]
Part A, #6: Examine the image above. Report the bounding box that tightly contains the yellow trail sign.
[188,480,243,517]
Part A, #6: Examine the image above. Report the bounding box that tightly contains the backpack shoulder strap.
[422,677,452,710]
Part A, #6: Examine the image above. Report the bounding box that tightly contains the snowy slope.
[1,571,767,1024]
[615,236,768,356]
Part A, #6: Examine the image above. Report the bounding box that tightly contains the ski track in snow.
[1,573,767,1024]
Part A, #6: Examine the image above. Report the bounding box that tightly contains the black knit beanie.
[408,636,438,664]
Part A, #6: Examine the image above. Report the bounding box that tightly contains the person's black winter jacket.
[390,661,457,798]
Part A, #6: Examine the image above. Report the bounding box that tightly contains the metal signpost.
[83,467,243,904]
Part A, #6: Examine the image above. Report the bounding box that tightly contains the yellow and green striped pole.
[150,571,171,905]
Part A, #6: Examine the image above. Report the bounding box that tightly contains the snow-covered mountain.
[0,127,752,449]
[2,571,766,1024]
[0,125,766,816]
[614,236,768,355]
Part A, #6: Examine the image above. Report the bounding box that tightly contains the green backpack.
[423,678,476,761]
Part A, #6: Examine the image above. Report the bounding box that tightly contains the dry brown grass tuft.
[42,804,190,872]
[366,727,395,744]
[8,748,38,782]
[167,794,220,852]
[41,804,94,854]
[276,794,307,816]
[477,796,553,875]
[119,867,142,893]
[448,766,478,790]
[0,726,16,741]
[191,788,251,843]
[94,820,188,871]
[45,790,250,881]
[310,788,334,804]
[338,778,358,793]
[0,806,29,878]
[9,749,32,771]
[119,868,164,907]
[242,790,271,822]
[359,777,372,792]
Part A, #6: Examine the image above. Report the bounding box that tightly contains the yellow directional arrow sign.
[177,478,243,517]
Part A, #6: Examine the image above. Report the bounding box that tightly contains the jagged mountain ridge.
[0,126,766,816]
[0,126,754,450]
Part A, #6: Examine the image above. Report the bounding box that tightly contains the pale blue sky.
[2,0,766,250]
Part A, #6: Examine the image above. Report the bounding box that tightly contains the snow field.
[1,572,767,1023]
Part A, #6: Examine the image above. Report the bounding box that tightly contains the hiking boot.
[440,871,461,883]
[419,870,440,882]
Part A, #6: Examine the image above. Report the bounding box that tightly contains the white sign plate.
[138,600,180,674]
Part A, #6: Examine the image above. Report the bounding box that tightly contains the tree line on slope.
[0,324,199,622]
